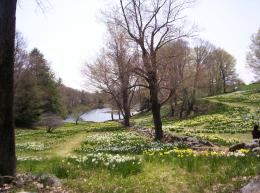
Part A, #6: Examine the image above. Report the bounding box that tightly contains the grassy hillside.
[238,83,260,91]
[12,85,260,193]
[132,84,260,146]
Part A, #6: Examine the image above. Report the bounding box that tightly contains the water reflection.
[65,108,121,123]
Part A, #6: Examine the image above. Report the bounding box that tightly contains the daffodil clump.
[84,121,123,132]
[144,147,259,173]
[144,148,252,159]
[82,132,147,146]
[227,149,252,157]
[68,153,142,176]
[17,156,44,161]
[183,132,239,146]
[16,142,50,151]
[77,131,177,154]
[211,90,260,105]
[166,106,255,134]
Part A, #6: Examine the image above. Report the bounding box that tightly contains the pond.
[65,108,122,123]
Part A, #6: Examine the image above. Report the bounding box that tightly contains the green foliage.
[29,48,64,116]
[14,70,41,127]
[51,162,72,179]
[14,48,66,127]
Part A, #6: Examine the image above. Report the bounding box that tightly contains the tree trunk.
[179,91,187,119]
[142,52,163,140]
[111,111,114,121]
[0,0,17,177]
[208,78,213,96]
[189,68,200,115]
[149,80,163,141]
[123,110,130,127]
[122,106,130,127]
[179,101,184,119]
[170,103,175,117]
[223,78,227,93]
[187,92,195,116]
[122,88,130,127]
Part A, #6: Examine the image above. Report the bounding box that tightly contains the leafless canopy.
[247,28,260,78]
[114,0,194,53]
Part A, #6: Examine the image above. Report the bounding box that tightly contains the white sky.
[16,0,260,90]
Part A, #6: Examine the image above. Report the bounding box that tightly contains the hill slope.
[132,85,260,146]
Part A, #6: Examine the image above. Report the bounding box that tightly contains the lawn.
[15,122,260,193]
[14,88,260,192]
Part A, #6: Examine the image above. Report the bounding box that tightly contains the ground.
[10,84,260,192]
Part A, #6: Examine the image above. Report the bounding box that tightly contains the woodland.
[0,0,260,192]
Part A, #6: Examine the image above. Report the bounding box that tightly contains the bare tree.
[14,32,28,91]
[158,39,190,117]
[38,114,63,133]
[72,105,89,125]
[110,0,194,140]
[247,28,260,79]
[212,49,237,94]
[84,25,137,127]
[188,39,212,113]
[0,0,17,178]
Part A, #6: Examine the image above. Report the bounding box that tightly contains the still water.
[65,108,121,123]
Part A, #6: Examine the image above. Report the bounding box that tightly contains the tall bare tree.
[84,25,136,127]
[212,49,236,94]
[0,0,17,177]
[14,32,28,91]
[188,39,212,113]
[158,39,190,117]
[111,0,194,140]
[247,28,260,79]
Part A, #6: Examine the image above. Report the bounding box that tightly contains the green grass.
[238,83,260,91]
[14,90,260,192]
[16,141,260,193]
[131,89,260,146]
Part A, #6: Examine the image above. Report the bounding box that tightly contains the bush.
[38,113,63,133]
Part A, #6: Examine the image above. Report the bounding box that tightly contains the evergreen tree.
[28,48,64,116]
[14,71,41,127]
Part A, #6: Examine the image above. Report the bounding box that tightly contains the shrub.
[38,114,63,133]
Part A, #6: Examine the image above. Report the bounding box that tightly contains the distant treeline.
[14,32,104,128]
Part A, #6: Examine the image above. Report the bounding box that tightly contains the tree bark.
[149,78,163,141]
[143,53,164,140]
[122,106,130,127]
[118,111,121,120]
[223,77,227,93]
[111,111,114,121]
[123,110,130,127]
[122,88,130,127]
[170,102,175,117]
[170,94,177,118]
[0,0,17,177]
[179,101,185,119]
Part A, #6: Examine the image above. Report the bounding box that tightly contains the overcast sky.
[16,0,260,90]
